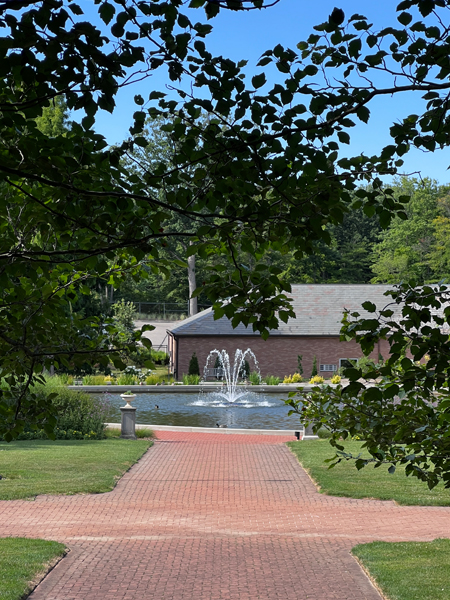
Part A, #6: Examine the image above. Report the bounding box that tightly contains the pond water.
[104,390,301,430]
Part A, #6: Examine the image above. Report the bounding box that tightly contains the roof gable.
[169,284,399,337]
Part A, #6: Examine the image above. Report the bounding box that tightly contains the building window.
[320,364,337,372]
[339,358,358,369]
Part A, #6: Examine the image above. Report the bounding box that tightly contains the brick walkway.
[2,431,450,599]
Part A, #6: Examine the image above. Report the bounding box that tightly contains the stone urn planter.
[120,393,136,408]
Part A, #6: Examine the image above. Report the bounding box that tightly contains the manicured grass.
[0,439,153,500]
[0,537,66,600]
[288,439,450,506]
[353,539,450,600]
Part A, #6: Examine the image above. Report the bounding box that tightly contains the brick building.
[167,284,398,380]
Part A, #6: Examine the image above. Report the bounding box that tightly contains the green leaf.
[356,105,370,123]
[397,11,412,25]
[252,73,266,89]
[69,3,84,15]
[205,1,220,19]
[337,131,350,144]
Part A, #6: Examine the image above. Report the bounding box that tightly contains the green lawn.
[0,537,66,600]
[353,539,450,600]
[289,440,450,599]
[0,439,153,500]
[287,439,450,506]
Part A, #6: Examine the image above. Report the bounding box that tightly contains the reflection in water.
[104,391,300,430]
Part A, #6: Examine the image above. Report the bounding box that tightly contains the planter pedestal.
[120,406,137,440]
[303,422,318,438]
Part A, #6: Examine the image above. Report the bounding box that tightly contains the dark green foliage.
[128,346,169,367]
[213,354,223,379]
[188,352,200,376]
[310,356,318,378]
[287,282,450,489]
[2,0,450,445]
[297,355,304,376]
[329,7,345,26]
[317,427,332,439]
[151,350,170,365]
[239,360,250,379]
[1,388,108,441]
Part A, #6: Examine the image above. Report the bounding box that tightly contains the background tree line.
[112,115,450,308]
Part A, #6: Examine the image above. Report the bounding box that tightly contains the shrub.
[188,352,200,376]
[283,373,303,383]
[82,374,105,385]
[129,347,169,367]
[263,375,280,385]
[112,299,136,340]
[330,374,341,384]
[116,373,138,385]
[297,354,304,377]
[317,426,332,439]
[2,385,109,440]
[248,371,261,385]
[151,349,169,365]
[310,355,318,378]
[105,427,121,438]
[356,356,377,376]
[56,373,74,385]
[310,375,325,384]
[239,359,250,379]
[144,372,173,385]
[136,428,154,439]
[182,373,201,385]
[129,346,154,367]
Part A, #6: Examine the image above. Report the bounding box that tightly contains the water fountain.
[105,348,300,429]
[202,348,259,403]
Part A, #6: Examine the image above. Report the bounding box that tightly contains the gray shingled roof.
[169,284,400,337]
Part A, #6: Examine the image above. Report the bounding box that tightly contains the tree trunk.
[188,251,197,317]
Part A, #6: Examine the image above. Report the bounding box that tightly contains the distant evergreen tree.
[310,356,318,378]
[297,354,304,376]
[239,359,250,379]
[188,352,200,376]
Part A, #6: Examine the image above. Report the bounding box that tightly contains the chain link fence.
[122,301,212,320]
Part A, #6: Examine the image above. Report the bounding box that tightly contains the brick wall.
[174,335,391,380]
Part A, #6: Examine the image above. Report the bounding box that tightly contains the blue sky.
[87,0,449,184]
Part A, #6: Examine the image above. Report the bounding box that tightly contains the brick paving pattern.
[2,431,450,599]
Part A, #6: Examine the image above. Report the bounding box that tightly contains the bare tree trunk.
[188,251,197,317]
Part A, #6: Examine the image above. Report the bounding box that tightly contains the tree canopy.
[287,281,450,489]
[2,0,450,440]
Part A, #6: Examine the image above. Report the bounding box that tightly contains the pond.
[104,390,301,430]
